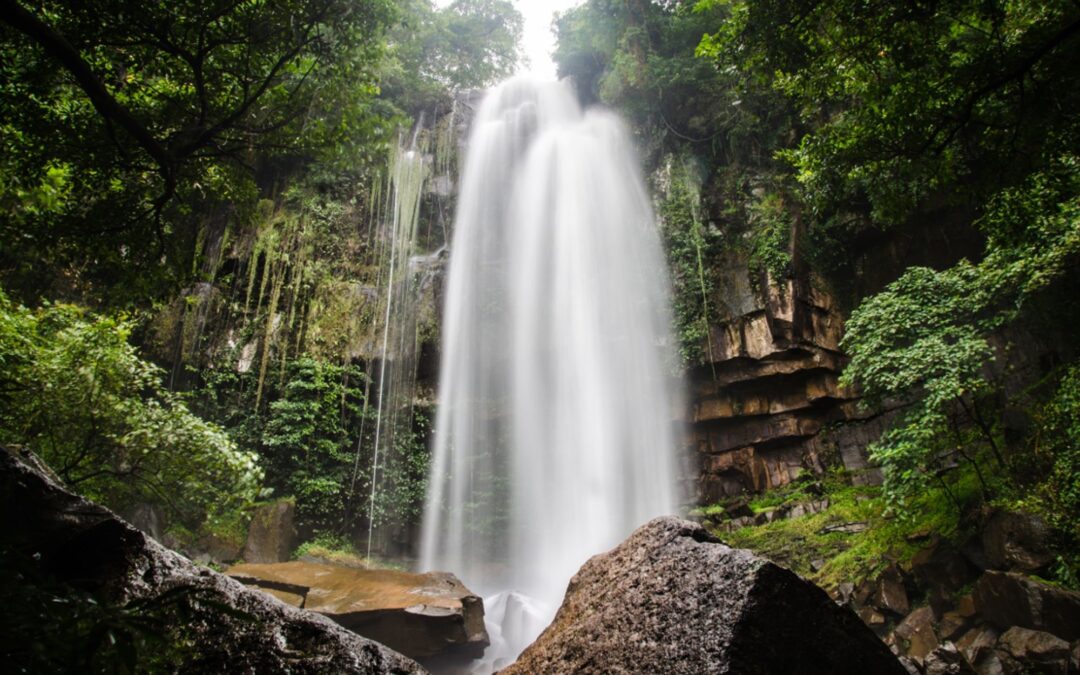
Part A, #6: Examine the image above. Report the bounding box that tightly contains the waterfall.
[420,77,682,669]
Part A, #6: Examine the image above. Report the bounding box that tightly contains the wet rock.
[835,581,857,606]
[895,606,940,662]
[504,517,906,674]
[956,625,1000,665]
[957,594,977,618]
[982,511,1054,573]
[996,627,1071,673]
[911,539,980,600]
[960,534,991,572]
[0,446,422,674]
[874,565,912,617]
[939,611,971,641]
[243,500,296,564]
[974,571,1080,641]
[858,606,888,630]
[924,642,977,675]
[226,561,488,661]
[971,650,1007,675]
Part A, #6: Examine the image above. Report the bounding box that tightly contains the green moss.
[688,503,726,518]
[292,535,404,570]
[717,466,983,590]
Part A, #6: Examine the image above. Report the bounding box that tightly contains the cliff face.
[681,201,987,504]
[685,251,894,502]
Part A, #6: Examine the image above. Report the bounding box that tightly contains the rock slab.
[226,561,488,661]
[504,516,906,675]
[0,446,422,674]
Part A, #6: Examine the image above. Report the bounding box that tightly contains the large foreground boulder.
[0,447,422,674]
[226,561,488,661]
[505,517,906,675]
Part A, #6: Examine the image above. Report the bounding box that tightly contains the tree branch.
[0,0,174,175]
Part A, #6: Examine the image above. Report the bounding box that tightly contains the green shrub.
[0,289,262,529]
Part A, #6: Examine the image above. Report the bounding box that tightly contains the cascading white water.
[420,77,681,670]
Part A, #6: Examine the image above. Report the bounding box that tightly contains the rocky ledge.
[226,561,488,662]
[0,446,423,674]
[504,516,906,674]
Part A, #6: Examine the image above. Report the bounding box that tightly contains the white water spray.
[420,77,681,669]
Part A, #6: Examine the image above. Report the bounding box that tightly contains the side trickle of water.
[420,77,682,669]
[364,139,428,557]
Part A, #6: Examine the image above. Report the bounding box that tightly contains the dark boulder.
[243,500,297,564]
[974,571,1080,641]
[895,606,941,662]
[873,564,913,617]
[924,642,977,675]
[0,446,423,674]
[996,626,1071,674]
[503,517,906,675]
[982,511,1054,573]
[911,538,980,616]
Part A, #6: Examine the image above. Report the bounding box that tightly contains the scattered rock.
[971,649,1006,675]
[819,521,869,534]
[956,625,1000,665]
[959,534,991,572]
[243,500,296,564]
[835,581,856,606]
[997,626,1071,672]
[938,611,970,641]
[957,594,977,618]
[858,606,888,629]
[504,517,906,674]
[898,656,923,675]
[0,446,422,674]
[982,511,1054,573]
[911,538,980,599]
[895,606,940,662]
[974,571,1080,641]
[924,642,977,675]
[874,565,912,616]
[226,561,488,661]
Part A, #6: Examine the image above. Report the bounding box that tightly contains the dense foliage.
[0,0,520,307]
[0,0,519,561]
[0,0,396,305]
[0,290,262,529]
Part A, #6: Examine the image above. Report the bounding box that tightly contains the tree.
[379,0,524,116]
[696,0,1080,226]
[0,288,262,528]
[0,0,395,304]
[840,157,1080,505]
